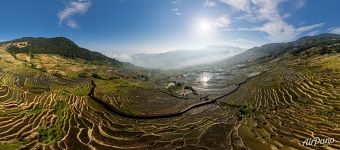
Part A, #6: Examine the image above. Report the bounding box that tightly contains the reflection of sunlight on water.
[201,76,210,82]
[199,72,212,86]
[248,72,261,77]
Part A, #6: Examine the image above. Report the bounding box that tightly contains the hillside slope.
[0,37,121,66]
[227,33,340,64]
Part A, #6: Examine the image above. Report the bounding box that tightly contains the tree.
[29,52,35,59]
[336,45,340,53]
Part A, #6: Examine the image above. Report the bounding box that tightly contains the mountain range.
[130,45,245,69]
[227,33,340,64]
[2,34,339,70]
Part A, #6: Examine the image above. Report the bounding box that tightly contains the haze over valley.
[129,45,245,69]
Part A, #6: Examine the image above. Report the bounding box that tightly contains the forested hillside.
[1,37,121,66]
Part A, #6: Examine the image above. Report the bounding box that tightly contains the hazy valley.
[130,46,245,69]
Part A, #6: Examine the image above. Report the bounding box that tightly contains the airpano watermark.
[302,137,336,146]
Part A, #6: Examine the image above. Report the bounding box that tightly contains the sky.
[0,0,339,59]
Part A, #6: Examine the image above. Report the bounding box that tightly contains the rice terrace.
[0,0,340,150]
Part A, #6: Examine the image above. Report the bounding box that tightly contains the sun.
[195,19,213,34]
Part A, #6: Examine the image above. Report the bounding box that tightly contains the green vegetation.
[38,126,63,144]
[54,101,68,117]
[91,72,121,80]
[317,108,336,117]
[28,52,35,59]
[53,100,69,125]
[95,78,144,94]
[324,120,337,127]
[77,72,88,78]
[236,105,258,119]
[60,82,92,96]
[23,78,50,93]
[3,37,121,66]
[0,60,37,75]
[305,124,316,132]
[28,108,44,114]
[164,81,184,94]
[60,89,71,96]
[91,73,102,79]
[319,44,340,54]
[0,140,27,150]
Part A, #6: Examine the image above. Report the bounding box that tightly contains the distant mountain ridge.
[227,33,340,64]
[131,45,246,69]
[0,37,121,66]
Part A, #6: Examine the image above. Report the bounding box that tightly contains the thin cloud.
[171,0,182,15]
[329,27,340,34]
[306,30,319,36]
[295,0,305,9]
[283,13,290,18]
[204,0,217,7]
[58,0,92,29]
[254,22,324,42]
[171,8,179,11]
[213,14,231,28]
[255,21,297,42]
[66,20,78,29]
[239,22,324,42]
[209,0,323,42]
[172,0,181,5]
[218,0,251,12]
[171,8,182,15]
[296,23,324,32]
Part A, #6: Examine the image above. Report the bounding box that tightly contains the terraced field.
[0,43,340,149]
[0,71,243,149]
[219,55,340,149]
